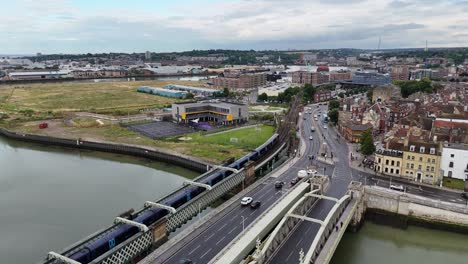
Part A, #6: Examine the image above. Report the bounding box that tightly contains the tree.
[360,130,375,155]
[223,87,230,97]
[329,100,340,110]
[367,89,373,102]
[303,83,316,103]
[329,109,339,124]
[185,92,194,99]
[257,92,268,102]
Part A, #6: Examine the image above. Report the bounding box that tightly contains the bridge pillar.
[244,161,256,187]
[348,181,365,231]
[150,218,168,247]
[310,175,330,194]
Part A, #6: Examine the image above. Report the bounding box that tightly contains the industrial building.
[352,71,392,86]
[164,84,218,97]
[172,101,248,125]
[8,71,70,80]
[137,86,187,98]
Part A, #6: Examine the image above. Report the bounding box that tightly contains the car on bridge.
[241,197,253,206]
[275,181,285,189]
[250,201,261,209]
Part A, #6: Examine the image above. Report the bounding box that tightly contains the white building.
[440,143,468,181]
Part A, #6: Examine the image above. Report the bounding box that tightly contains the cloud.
[0,0,467,53]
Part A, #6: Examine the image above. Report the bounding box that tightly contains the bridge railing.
[303,195,351,263]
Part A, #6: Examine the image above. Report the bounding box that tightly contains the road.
[268,102,465,263]
[158,105,321,264]
[152,102,464,264]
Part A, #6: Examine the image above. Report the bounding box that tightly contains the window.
[378,158,381,163]
[450,154,455,158]
[419,157,423,162]
[430,148,435,154]
[420,146,425,153]
[385,168,388,173]
[449,162,454,168]
[410,145,415,151]
[386,160,389,165]
[407,155,411,160]
[427,158,431,163]
[391,168,394,174]
[397,161,400,167]
[410,164,414,169]
[431,167,434,172]
[391,160,395,166]
[432,159,435,163]
[396,169,400,174]
[448,171,452,178]
[406,171,409,174]
[426,166,430,172]
[418,165,422,170]
[406,163,410,169]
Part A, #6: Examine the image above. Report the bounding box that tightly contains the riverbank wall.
[0,127,209,172]
[351,186,468,233]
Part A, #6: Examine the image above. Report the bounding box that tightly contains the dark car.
[250,201,261,209]
[290,178,299,186]
[179,259,193,264]
[275,181,285,189]
[461,192,468,199]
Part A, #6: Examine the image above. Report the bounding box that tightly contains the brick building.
[212,72,266,90]
[329,71,352,82]
[292,71,330,86]
[314,90,332,103]
[391,65,410,81]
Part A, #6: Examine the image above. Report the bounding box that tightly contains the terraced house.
[375,148,404,178]
[400,142,441,185]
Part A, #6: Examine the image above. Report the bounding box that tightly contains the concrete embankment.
[0,126,209,172]
[352,186,468,232]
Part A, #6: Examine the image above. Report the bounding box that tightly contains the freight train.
[63,133,279,263]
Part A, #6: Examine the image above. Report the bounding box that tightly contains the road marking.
[266,195,274,201]
[296,238,304,247]
[305,226,312,234]
[200,248,212,259]
[216,236,226,245]
[217,223,228,231]
[204,233,215,242]
[188,244,201,255]
[228,226,237,234]
[250,210,257,216]
[286,250,294,261]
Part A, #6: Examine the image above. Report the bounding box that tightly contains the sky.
[1,0,468,54]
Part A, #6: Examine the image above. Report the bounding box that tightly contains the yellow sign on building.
[181,113,186,120]
[227,114,233,121]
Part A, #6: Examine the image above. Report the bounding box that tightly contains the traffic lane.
[165,187,285,264]
[359,173,467,204]
[268,199,335,264]
[166,156,308,263]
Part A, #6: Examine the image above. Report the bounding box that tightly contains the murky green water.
[331,221,468,264]
[0,136,197,264]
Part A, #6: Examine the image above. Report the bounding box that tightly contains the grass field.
[10,121,275,163]
[443,177,465,190]
[0,79,207,116]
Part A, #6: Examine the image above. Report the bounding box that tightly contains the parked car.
[241,197,253,206]
[390,184,405,192]
[275,181,285,189]
[307,169,318,175]
[461,192,468,199]
[250,201,261,209]
[323,125,328,129]
[309,136,313,140]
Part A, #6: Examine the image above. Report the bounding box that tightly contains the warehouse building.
[172,101,248,125]
[137,86,187,98]
[8,71,70,80]
[164,84,218,97]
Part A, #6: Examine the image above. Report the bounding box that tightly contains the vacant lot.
[10,121,275,163]
[0,79,207,116]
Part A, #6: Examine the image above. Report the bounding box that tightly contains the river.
[0,136,198,264]
[331,221,468,264]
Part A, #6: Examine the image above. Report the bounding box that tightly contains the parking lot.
[127,121,195,139]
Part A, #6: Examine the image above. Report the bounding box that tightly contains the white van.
[390,184,405,192]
